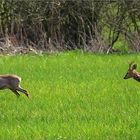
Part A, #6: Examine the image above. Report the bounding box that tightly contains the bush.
[0,0,140,53]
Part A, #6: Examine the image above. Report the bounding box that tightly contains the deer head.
[124,61,137,79]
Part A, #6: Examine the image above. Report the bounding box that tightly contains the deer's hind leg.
[16,86,29,98]
[10,89,20,97]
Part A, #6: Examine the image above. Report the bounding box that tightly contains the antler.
[128,61,134,69]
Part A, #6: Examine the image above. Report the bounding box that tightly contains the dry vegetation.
[0,0,140,54]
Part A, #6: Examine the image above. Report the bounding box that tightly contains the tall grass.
[0,51,140,139]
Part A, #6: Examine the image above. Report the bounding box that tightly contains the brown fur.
[0,74,29,98]
[124,62,140,82]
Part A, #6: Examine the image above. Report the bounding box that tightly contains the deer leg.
[16,87,29,98]
[10,89,20,97]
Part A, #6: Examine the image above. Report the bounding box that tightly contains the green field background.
[0,51,140,140]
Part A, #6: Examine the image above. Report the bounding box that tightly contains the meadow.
[0,51,140,140]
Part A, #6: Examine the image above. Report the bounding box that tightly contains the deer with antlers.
[124,61,140,82]
[0,74,29,98]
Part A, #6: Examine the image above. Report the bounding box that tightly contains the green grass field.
[0,51,140,140]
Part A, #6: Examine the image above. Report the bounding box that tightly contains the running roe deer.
[124,61,140,82]
[0,74,29,98]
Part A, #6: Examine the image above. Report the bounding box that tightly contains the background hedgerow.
[0,1,140,53]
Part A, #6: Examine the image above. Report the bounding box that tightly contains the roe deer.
[0,74,29,98]
[124,61,140,82]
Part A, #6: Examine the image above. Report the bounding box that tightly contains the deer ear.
[132,64,137,70]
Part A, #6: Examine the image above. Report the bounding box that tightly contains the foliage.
[0,0,140,53]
